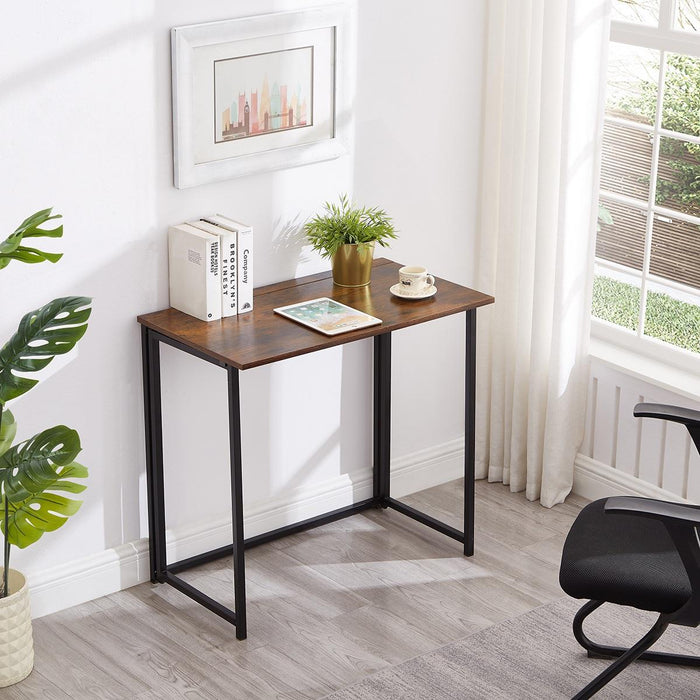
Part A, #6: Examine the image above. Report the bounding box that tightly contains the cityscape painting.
[172,8,347,187]
[214,46,314,144]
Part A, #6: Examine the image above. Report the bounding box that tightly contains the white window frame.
[592,0,700,388]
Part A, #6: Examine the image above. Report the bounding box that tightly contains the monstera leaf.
[0,296,92,403]
[0,208,64,270]
[0,425,87,548]
[0,408,16,457]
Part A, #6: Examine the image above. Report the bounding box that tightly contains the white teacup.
[398,266,435,296]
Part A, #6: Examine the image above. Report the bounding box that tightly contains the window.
[593,0,700,363]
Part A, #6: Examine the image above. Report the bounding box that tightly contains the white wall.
[0,0,485,615]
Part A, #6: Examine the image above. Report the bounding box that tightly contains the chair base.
[570,600,700,699]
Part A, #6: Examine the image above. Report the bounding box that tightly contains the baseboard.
[573,453,689,503]
[27,438,465,619]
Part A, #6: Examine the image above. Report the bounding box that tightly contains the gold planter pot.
[331,242,375,287]
[0,569,33,687]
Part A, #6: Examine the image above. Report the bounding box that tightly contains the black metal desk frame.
[141,311,476,640]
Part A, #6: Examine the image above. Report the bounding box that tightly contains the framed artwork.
[171,5,352,188]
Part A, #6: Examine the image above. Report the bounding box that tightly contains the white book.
[168,223,221,322]
[189,219,237,317]
[202,214,254,314]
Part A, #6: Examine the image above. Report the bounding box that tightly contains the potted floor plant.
[304,194,397,287]
[0,209,91,687]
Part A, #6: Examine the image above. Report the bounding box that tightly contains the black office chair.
[559,402,700,699]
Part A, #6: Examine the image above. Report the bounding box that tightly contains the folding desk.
[138,259,494,639]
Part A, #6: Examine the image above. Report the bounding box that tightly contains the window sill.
[590,321,700,401]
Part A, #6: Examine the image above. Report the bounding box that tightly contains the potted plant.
[0,209,91,687]
[304,194,397,287]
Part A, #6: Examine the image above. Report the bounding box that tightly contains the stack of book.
[168,214,254,322]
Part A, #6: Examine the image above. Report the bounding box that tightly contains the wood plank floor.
[7,480,588,699]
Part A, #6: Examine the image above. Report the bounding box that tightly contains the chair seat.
[559,499,692,614]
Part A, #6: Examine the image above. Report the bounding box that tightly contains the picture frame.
[171,4,353,188]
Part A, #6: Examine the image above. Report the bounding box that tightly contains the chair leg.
[572,604,670,700]
[573,600,700,666]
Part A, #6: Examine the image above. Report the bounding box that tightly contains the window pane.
[601,120,652,200]
[656,136,700,217]
[596,199,647,271]
[675,1,700,31]
[643,291,700,352]
[592,275,641,331]
[650,215,700,289]
[606,44,660,125]
[612,0,660,25]
[660,54,700,136]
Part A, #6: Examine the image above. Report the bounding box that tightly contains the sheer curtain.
[475,0,610,507]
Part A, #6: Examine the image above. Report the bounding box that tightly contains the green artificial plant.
[0,209,91,598]
[303,194,397,259]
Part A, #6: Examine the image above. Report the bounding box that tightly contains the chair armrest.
[635,403,700,455]
[634,402,700,428]
[604,496,700,527]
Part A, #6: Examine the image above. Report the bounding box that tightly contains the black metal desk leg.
[464,310,476,556]
[227,367,247,640]
[373,333,392,506]
[140,327,156,581]
[141,327,167,582]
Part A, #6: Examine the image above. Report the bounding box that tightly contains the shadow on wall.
[240,337,374,537]
[8,239,161,583]
[271,213,313,281]
[0,16,152,103]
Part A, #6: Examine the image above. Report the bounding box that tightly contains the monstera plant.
[0,209,91,599]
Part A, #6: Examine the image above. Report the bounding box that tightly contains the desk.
[138,259,493,639]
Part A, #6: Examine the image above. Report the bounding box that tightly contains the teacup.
[398,266,435,296]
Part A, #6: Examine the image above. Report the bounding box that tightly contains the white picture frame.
[171,4,353,188]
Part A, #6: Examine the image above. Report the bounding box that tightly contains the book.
[202,214,254,314]
[168,224,221,322]
[274,298,382,336]
[189,219,237,317]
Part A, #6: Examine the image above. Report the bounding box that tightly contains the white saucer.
[390,283,437,300]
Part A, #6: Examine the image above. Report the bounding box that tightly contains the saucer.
[390,283,437,300]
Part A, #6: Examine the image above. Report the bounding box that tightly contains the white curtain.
[475,0,610,507]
